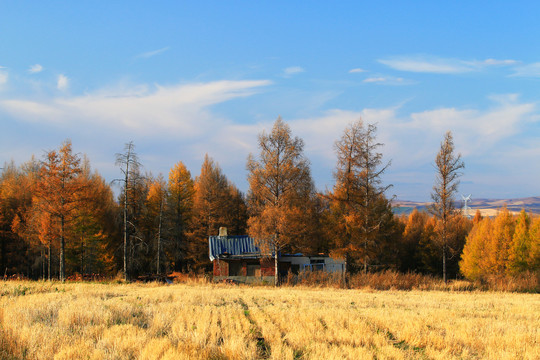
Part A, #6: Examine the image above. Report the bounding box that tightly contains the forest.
[0,118,538,283]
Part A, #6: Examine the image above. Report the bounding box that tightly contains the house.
[209,228,345,283]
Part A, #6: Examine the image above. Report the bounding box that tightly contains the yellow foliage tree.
[508,209,531,274]
[460,217,493,280]
[167,161,195,271]
[247,117,315,285]
[528,217,540,270]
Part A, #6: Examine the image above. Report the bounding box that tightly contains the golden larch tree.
[430,131,464,282]
[247,117,315,286]
[167,161,195,271]
[34,140,83,281]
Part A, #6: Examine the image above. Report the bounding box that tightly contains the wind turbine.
[461,194,472,218]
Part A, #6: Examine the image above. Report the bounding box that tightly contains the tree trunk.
[80,234,85,277]
[60,214,65,282]
[41,248,45,281]
[274,251,279,287]
[123,150,130,281]
[47,241,51,281]
[442,245,447,283]
[157,198,163,275]
[123,203,128,280]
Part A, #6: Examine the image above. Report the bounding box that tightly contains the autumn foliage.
[0,119,538,287]
[460,207,540,281]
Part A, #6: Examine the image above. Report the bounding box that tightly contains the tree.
[328,120,392,273]
[528,217,540,270]
[460,216,493,280]
[430,131,464,282]
[1,161,39,278]
[34,140,83,281]
[508,209,531,274]
[146,175,167,275]
[490,206,515,275]
[167,161,195,271]
[68,159,117,277]
[460,206,516,280]
[247,117,315,285]
[189,155,247,270]
[399,209,428,272]
[115,141,142,280]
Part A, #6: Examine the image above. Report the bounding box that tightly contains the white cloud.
[364,77,386,83]
[511,62,540,77]
[398,95,537,161]
[363,76,409,85]
[1,79,272,136]
[57,74,69,91]
[136,46,171,59]
[283,66,305,77]
[28,64,43,74]
[0,71,7,85]
[349,68,366,73]
[481,58,518,66]
[379,56,518,74]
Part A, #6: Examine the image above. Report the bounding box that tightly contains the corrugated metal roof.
[208,235,262,261]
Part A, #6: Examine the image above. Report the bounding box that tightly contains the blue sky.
[1,2,539,201]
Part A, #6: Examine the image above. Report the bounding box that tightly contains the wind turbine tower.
[461,194,472,219]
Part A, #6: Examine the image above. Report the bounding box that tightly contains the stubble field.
[0,281,538,360]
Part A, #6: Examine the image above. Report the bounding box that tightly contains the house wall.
[260,258,275,276]
[213,259,229,276]
[279,256,345,273]
[213,258,275,277]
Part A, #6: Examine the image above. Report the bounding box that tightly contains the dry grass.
[0,281,538,359]
[284,270,538,293]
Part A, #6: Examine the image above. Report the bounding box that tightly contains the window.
[229,262,242,276]
[247,264,260,276]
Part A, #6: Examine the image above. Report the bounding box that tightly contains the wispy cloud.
[481,58,518,66]
[363,76,411,85]
[404,94,537,155]
[283,66,305,77]
[1,79,272,136]
[279,95,538,198]
[0,71,7,85]
[379,55,518,74]
[57,74,69,91]
[349,68,366,73]
[136,47,171,59]
[511,62,540,77]
[28,64,43,74]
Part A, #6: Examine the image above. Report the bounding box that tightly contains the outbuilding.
[209,229,345,283]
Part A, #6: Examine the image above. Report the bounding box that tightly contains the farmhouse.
[209,228,345,283]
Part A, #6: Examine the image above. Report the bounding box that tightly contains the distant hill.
[392,196,540,217]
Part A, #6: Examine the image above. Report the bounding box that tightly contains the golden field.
[0,281,538,359]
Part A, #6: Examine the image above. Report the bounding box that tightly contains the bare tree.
[430,131,464,283]
[115,142,141,281]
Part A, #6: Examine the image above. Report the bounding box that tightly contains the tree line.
[0,118,538,282]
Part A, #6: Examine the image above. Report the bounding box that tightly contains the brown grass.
[283,270,538,292]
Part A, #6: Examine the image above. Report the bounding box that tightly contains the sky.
[1,2,539,201]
